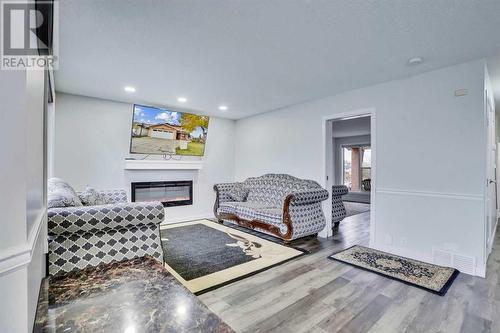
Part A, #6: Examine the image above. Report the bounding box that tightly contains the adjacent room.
[3,1,500,332]
[330,116,373,215]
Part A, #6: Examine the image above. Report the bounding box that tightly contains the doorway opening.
[322,109,375,245]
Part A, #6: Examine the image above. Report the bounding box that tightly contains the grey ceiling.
[56,0,500,119]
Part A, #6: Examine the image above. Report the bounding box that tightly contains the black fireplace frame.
[131,181,193,207]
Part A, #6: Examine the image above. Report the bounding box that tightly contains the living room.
[2,1,500,332]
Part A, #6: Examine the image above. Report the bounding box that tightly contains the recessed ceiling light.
[218,105,228,111]
[407,57,424,66]
[124,86,136,93]
[177,97,188,103]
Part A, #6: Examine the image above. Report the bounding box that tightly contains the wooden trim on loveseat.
[213,188,294,242]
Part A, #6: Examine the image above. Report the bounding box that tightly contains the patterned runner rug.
[160,219,306,295]
[329,245,459,296]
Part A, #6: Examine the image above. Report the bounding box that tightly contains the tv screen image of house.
[130,104,209,156]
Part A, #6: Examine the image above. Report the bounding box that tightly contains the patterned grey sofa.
[214,174,329,242]
[48,188,165,276]
[332,185,349,229]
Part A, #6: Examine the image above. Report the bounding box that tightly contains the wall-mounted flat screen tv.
[130,104,209,156]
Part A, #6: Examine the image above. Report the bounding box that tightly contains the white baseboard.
[318,229,328,238]
[475,264,486,278]
[162,213,213,225]
[0,210,46,276]
[488,219,498,255]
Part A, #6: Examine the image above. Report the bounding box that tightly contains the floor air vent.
[452,254,475,275]
[432,249,475,275]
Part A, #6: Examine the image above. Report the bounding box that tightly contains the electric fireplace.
[131,181,193,207]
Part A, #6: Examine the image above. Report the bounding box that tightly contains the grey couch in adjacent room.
[213,174,329,242]
[47,180,165,276]
[332,185,349,229]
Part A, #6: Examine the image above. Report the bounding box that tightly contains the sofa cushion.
[255,207,282,224]
[218,201,277,218]
[227,182,249,202]
[236,202,280,221]
[48,178,83,208]
[78,186,106,206]
[98,189,128,204]
[218,201,239,215]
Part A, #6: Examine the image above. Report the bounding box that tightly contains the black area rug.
[329,245,459,296]
[162,223,260,281]
[160,219,306,294]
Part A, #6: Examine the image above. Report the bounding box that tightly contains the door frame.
[321,107,376,245]
[485,90,497,257]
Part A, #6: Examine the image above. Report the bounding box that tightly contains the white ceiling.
[56,0,500,119]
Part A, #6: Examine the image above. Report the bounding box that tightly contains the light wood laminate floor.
[199,213,500,333]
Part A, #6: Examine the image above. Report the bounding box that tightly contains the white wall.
[332,116,371,138]
[54,93,235,222]
[0,71,27,249]
[0,68,47,332]
[235,60,488,276]
[26,69,46,235]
